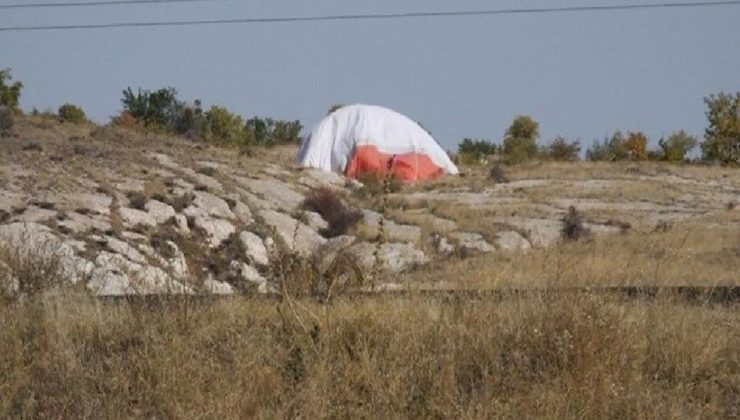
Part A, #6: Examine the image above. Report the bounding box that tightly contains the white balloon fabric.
[296,104,459,178]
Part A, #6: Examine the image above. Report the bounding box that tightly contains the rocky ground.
[1,116,738,295]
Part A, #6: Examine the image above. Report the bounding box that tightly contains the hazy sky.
[1,0,739,151]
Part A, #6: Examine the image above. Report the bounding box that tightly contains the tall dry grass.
[0,292,737,419]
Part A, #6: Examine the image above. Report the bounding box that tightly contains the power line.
[1,1,738,32]
[0,0,216,9]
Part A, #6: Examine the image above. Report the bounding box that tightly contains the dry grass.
[401,221,740,290]
[0,292,737,419]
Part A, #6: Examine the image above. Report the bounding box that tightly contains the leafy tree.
[624,131,648,160]
[545,137,581,161]
[659,130,697,161]
[58,103,87,124]
[502,115,539,163]
[0,68,23,111]
[702,92,740,164]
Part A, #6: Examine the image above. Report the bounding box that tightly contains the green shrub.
[121,86,184,131]
[545,137,581,161]
[245,117,302,147]
[502,115,539,164]
[659,130,697,162]
[457,138,498,164]
[0,68,22,111]
[586,131,628,161]
[701,92,739,164]
[202,106,249,146]
[57,103,87,124]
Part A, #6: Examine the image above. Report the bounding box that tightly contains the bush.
[121,86,184,131]
[488,164,509,183]
[624,131,649,160]
[561,206,590,241]
[355,171,402,198]
[0,68,23,111]
[458,138,498,164]
[57,103,87,124]
[245,117,302,147]
[502,115,539,164]
[702,92,739,164]
[545,137,581,161]
[586,131,628,161]
[0,106,13,132]
[303,187,362,237]
[202,106,249,146]
[659,130,697,161]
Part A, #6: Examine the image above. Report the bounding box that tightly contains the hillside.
[1,115,739,418]
[1,115,738,296]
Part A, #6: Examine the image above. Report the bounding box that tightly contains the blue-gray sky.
[1,0,739,151]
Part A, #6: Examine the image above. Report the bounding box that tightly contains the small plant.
[127,192,148,210]
[355,171,401,198]
[561,206,590,241]
[58,103,87,124]
[488,164,510,183]
[303,187,362,237]
[0,105,13,132]
[654,220,673,233]
[22,142,42,152]
[0,233,67,302]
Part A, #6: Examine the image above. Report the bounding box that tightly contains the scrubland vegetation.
[1,67,738,418]
[1,286,738,418]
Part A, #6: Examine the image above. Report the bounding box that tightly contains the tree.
[546,137,581,161]
[0,68,23,111]
[702,92,740,164]
[659,130,697,161]
[624,131,648,160]
[502,115,539,163]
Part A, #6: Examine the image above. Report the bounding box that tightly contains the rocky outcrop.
[259,209,327,257]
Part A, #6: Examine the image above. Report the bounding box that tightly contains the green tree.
[659,130,697,162]
[702,92,740,164]
[0,68,23,111]
[502,115,539,163]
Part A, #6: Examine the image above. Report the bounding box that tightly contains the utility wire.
[1,1,738,32]
[0,0,216,9]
